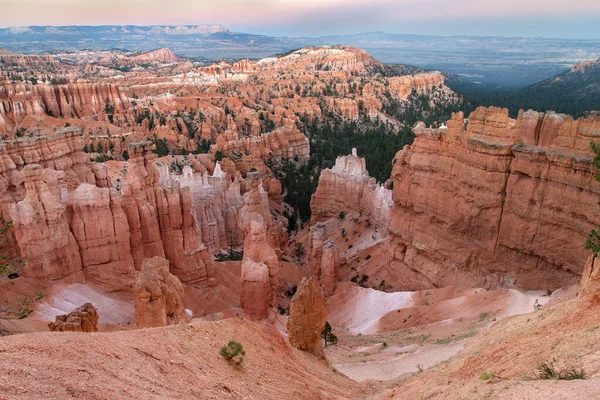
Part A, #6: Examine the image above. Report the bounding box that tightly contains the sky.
[2,0,600,39]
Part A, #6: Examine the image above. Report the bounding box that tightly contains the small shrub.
[220,340,245,366]
[479,370,497,381]
[278,306,287,315]
[365,254,372,260]
[338,211,346,220]
[558,368,586,380]
[536,361,586,380]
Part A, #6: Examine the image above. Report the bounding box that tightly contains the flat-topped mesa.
[310,148,392,231]
[128,48,181,64]
[255,46,376,73]
[0,82,130,133]
[389,106,600,290]
[387,73,446,99]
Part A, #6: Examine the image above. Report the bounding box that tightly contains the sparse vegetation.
[321,321,338,347]
[220,340,245,366]
[535,360,586,381]
[214,251,243,262]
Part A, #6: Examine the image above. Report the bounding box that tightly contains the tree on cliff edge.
[586,142,600,256]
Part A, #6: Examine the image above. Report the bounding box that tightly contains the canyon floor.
[1,281,597,400]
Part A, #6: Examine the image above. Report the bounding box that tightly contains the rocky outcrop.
[581,253,600,296]
[389,107,600,290]
[255,47,376,73]
[68,183,135,292]
[213,122,309,162]
[157,161,244,255]
[238,172,283,317]
[0,82,129,133]
[8,164,83,281]
[48,303,99,332]
[0,128,95,191]
[307,223,340,296]
[133,256,191,328]
[0,48,56,69]
[287,277,327,358]
[240,258,271,320]
[128,48,181,64]
[311,148,392,231]
[320,241,341,297]
[386,73,445,99]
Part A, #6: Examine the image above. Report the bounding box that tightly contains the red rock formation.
[133,256,191,328]
[287,277,327,358]
[0,48,57,69]
[8,164,83,281]
[581,254,600,296]
[154,184,216,285]
[320,241,341,297]
[311,148,392,231]
[387,73,445,99]
[212,123,309,162]
[240,259,271,320]
[68,183,136,292]
[389,107,600,289]
[0,82,129,133]
[48,303,99,332]
[307,222,340,296]
[0,128,95,190]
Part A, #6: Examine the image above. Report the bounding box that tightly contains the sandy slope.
[377,293,600,400]
[0,318,362,400]
[324,282,559,385]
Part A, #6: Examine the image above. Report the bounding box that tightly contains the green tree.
[321,321,338,347]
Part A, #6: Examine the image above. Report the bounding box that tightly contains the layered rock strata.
[0,82,129,133]
[239,173,283,317]
[389,107,600,289]
[310,148,393,231]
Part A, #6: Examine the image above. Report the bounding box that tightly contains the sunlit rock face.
[388,107,600,290]
[133,256,190,329]
[0,82,129,133]
[310,148,393,232]
[287,277,327,359]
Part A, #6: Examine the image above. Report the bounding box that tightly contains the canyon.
[0,44,599,400]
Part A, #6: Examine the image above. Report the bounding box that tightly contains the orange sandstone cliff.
[387,107,600,289]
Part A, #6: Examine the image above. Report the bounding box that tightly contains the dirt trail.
[335,342,464,382]
[326,284,557,384]
[503,289,550,317]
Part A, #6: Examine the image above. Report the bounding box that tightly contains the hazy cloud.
[1,0,599,38]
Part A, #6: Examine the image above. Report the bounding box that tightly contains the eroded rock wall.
[389,107,600,289]
[310,148,393,231]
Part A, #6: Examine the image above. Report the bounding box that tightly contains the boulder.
[133,256,191,328]
[48,303,99,332]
